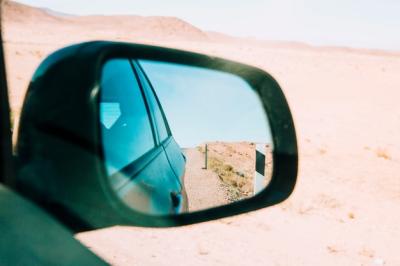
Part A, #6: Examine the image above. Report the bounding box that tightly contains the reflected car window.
[100,59,155,175]
[134,61,169,142]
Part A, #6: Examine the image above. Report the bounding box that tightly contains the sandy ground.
[205,142,273,196]
[2,1,400,265]
[184,142,272,211]
[183,148,231,211]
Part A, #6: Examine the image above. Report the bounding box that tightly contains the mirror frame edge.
[17,41,298,229]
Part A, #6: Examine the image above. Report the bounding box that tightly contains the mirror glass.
[99,58,273,215]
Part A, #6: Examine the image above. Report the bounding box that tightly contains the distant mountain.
[3,1,210,42]
[3,0,399,57]
[42,8,76,18]
[3,0,64,23]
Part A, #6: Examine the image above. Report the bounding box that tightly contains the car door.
[133,60,188,211]
[100,58,182,215]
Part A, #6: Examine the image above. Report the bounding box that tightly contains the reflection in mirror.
[99,58,273,216]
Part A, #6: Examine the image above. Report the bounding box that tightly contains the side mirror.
[15,41,297,230]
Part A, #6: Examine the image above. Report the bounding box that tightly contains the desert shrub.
[208,156,252,201]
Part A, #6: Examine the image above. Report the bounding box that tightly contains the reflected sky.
[139,60,272,148]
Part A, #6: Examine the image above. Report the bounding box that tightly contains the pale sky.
[139,60,271,148]
[16,0,400,51]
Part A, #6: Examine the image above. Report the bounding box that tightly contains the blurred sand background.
[2,1,400,265]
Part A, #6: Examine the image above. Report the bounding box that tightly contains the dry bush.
[198,142,272,201]
[208,156,252,201]
[375,148,391,160]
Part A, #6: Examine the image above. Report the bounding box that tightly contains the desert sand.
[2,1,400,265]
[183,147,231,211]
[185,142,272,211]
[203,142,273,196]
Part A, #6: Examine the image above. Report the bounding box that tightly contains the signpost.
[203,143,208,170]
[253,143,266,195]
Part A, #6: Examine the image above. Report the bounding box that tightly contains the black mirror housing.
[15,41,297,231]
